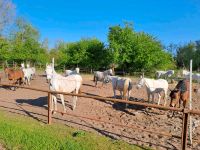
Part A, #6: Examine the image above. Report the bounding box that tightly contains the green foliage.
[0,37,11,61]
[8,18,48,64]
[50,38,109,70]
[176,41,200,70]
[108,22,175,71]
[0,111,146,150]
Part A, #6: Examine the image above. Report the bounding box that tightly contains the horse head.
[108,69,113,76]
[26,64,30,68]
[169,89,180,107]
[75,68,80,74]
[45,64,54,83]
[103,75,110,83]
[21,63,25,68]
[136,76,144,89]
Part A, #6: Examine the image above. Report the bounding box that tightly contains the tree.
[0,0,15,33]
[176,43,196,69]
[10,18,48,64]
[108,22,175,72]
[0,36,11,61]
[51,38,108,70]
[176,41,200,70]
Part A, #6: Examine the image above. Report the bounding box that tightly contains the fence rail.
[0,83,200,150]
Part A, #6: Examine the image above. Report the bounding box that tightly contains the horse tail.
[93,75,96,82]
[123,79,129,100]
[78,78,83,94]
[93,72,97,82]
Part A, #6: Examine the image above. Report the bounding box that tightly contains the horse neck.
[143,78,151,89]
[104,69,110,74]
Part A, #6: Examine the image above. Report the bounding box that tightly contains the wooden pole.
[48,92,52,124]
[181,112,189,150]
[189,60,193,145]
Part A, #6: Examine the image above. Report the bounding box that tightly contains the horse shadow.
[83,92,146,115]
[16,96,48,109]
[105,96,147,114]
[82,83,94,87]
[38,74,46,77]
[0,85,18,91]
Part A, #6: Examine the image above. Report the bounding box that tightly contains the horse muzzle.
[170,102,176,107]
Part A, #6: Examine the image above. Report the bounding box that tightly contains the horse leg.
[120,91,123,99]
[152,93,155,104]
[59,94,66,112]
[157,93,161,105]
[147,92,150,103]
[72,89,78,110]
[183,100,187,108]
[113,89,116,98]
[72,96,77,110]
[51,94,57,114]
[164,90,167,106]
[94,78,97,87]
[178,99,181,108]
[28,77,30,85]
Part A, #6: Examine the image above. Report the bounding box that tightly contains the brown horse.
[169,79,189,108]
[4,67,24,86]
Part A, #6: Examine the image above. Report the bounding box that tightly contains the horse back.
[175,80,189,92]
[8,69,24,80]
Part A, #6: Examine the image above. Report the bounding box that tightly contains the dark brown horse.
[169,79,189,108]
[4,67,24,86]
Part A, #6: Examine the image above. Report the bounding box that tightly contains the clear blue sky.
[13,0,200,48]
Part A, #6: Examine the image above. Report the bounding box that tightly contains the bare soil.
[0,73,200,150]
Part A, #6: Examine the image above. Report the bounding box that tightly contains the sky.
[13,0,200,48]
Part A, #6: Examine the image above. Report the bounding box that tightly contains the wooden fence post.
[48,92,52,124]
[181,111,189,150]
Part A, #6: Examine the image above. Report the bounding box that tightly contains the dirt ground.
[0,73,200,150]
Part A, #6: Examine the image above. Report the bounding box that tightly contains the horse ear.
[142,73,144,78]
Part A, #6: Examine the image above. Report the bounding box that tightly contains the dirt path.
[0,74,200,150]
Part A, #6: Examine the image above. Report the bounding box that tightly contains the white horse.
[182,70,200,83]
[93,69,113,87]
[156,70,174,79]
[45,63,54,83]
[193,73,200,83]
[27,64,36,78]
[182,70,190,77]
[107,75,133,101]
[136,76,168,106]
[46,64,82,112]
[65,68,80,76]
[21,63,32,85]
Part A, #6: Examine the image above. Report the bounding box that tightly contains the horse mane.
[175,79,189,93]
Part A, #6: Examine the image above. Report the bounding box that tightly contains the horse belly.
[115,81,124,91]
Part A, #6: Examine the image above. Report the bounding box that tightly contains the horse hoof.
[72,106,76,111]
[52,110,57,115]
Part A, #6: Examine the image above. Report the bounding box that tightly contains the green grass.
[0,111,149,150]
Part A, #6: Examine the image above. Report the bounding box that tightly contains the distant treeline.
[0,18,200,72]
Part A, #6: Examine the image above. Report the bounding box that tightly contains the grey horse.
[93,69,113,87]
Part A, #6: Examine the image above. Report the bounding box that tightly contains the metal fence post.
[48,92,52,124]
[181,110,189,150]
